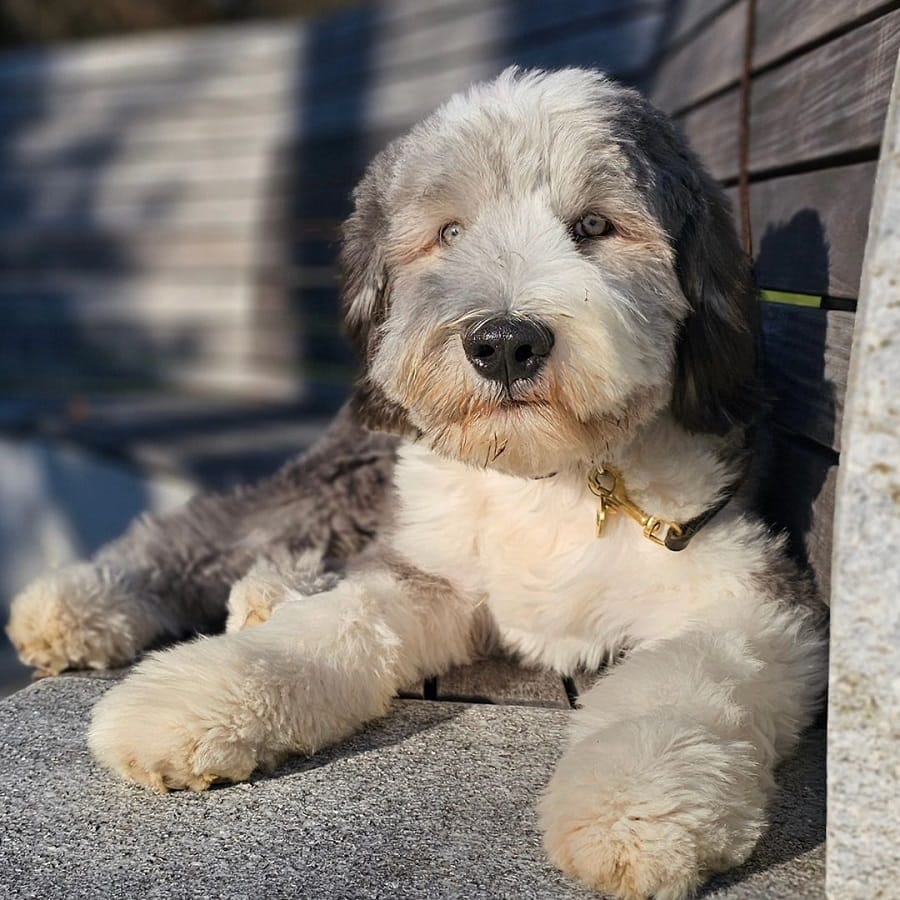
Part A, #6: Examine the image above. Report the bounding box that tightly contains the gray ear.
[612,92,761,435]
[340,144,421,439]
[340,156,391,359]
[670,175,762,435]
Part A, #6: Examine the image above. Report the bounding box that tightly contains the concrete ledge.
[0,675,825,899]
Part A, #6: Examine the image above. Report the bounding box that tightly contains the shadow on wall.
[754,210,837,598]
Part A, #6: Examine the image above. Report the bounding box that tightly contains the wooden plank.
[0,359,311,399]
[0,325,250,390]
[510,11,662,76]
[749,9,900,174]
[676,89,740,181]
[754,0,897,70]
[761,304,854,452]
[664,0,738,46]
[0,233,340,274]
[436,656,570,708]
[0,4,411,93]
[757,431,838,604]
[728,162,878,299]
[0,280,257,326]
[0,282,347,337]
[2,124,393,189]
[648,0,746,114]
[0,217,341,246]
[0,190,353,231]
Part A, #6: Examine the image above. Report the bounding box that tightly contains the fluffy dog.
[7,68,826,899]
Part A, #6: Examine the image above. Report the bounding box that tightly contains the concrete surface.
[827,52,900,899]
[0,674,825,899]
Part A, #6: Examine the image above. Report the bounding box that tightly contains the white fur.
[7,563,173,676]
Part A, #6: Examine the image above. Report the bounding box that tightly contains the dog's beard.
[401,375,667,478]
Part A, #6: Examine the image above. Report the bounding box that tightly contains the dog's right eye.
[572,213,614,242]
[439,222,464,247]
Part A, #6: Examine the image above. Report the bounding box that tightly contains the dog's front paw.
[226,549,339,632]
[539,719,766,900]
[6,564,156,676]
[88,637,279,792]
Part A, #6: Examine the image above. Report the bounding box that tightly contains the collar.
[587,465,739,551]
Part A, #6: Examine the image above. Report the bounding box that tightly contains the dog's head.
[342,68,759,477]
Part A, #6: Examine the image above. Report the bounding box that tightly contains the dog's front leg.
[539,607,825,900]
[6,405,395,677]
[88,557,476,792]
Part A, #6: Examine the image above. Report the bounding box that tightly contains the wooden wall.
[1,0,896,595]
[645,0,899,599]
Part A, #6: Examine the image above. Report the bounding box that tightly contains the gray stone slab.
[437,656,571,708]
[0,676,587,900]
[827,51,900,900]
[0,675,825,899]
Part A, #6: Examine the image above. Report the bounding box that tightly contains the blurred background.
[0,0,680,693]
[0,0,889,693]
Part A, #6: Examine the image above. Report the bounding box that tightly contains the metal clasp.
[588,466,684,547]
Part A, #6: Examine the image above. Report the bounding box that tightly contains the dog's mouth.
[497,393,549,410]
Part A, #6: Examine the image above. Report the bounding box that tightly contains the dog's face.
[342,68,758,477]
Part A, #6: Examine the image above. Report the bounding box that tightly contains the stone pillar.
[826,51,900,898]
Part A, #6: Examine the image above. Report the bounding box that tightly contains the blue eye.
[439,222,464,246]
[572,213,613,241]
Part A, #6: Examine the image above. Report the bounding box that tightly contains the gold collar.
[587,466,685,548]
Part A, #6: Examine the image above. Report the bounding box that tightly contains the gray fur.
[605,90,761,434]
[91,404,396,644]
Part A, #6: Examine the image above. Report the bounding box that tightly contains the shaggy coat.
[7,69,825,900]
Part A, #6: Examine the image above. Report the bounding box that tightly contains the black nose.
[462,316,554,385]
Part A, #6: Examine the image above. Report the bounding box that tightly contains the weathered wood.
[659,0,738,49]
[761,304,854,452]
[0,159,365,229]
[757,430,837,605]
[505,7,663,75]
[676,89,740,181]
[0,212,342,243]
[436,656,571,709]
[727,162,878,299]
[648,0,745,115]
[3,10,659,172]
[676,9,900,183]
[0,232,340,274]
[749,9,900,175]
[753,0,896,70]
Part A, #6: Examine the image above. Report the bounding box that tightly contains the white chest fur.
[389,442,750,672]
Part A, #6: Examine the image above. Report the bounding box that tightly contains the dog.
[7,68,826,899]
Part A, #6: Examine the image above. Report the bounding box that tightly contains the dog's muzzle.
[462,316,554,387]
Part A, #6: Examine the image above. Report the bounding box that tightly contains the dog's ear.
[340,145,421,439]
[670,171,761,435]
[612,91,761,435]
[340,156,391,359]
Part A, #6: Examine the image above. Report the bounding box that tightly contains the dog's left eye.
[439,222,464,246]
[572,213,614,241]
